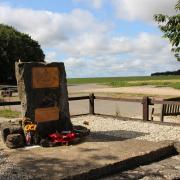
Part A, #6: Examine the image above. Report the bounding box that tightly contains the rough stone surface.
[174,142,180,153]
[0,137,174,180]
[0,150,33,180]
[103,155,180,180]
[15,62,72,136]
[0,116,180,179]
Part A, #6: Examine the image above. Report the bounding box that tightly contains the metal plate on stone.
[32,67,59,88]
[35,107,59,122]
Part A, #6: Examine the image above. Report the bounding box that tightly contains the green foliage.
[108,80,180,89]
[0,24,45,84]
[67,75,180,89]
[109,81,128,87]
[0,109,21,118]
[68,75,180,84]
[154,1,180,61]
[171,83,180,89]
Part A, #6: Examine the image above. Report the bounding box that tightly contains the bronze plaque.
[35,107,59,122]
[32,67,59,88]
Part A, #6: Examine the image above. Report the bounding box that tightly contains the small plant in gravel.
[0,109,21,118]
[115,104,122,117]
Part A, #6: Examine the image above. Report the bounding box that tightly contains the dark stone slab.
[15,62,72,137]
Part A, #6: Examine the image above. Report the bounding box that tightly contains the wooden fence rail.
[0,93,179,122]
[0,101,21,106]
[68,96,89,101]
[95,96,142,103]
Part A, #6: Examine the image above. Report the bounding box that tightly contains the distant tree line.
[151,69,180,76]
[0,24,45,84]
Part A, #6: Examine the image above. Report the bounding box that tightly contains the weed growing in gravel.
[0,109,21,118]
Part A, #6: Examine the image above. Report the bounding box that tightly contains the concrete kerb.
[174,141,180,153]
[64,142,178,180]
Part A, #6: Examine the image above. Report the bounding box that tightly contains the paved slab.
[103,155,180,180]
[0,133,175,180]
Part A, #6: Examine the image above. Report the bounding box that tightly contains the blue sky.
[0,0,179,77]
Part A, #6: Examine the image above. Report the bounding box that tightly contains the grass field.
[0,109,21,118]
[68,75,180,89]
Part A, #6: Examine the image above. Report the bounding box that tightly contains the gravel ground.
[72,115,180,142]
[1,116,180,180]
[0,150,33,180]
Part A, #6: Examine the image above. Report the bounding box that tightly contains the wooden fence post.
[89,93,95,115]
[142,96,149,121]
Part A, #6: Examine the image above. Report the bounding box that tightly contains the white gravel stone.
[0,151,33,180]
[72,115,180,142]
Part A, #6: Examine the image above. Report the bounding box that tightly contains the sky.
[0,0,179,78]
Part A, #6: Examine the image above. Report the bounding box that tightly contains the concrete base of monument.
[0,119,90,148]
[1,133,177,179]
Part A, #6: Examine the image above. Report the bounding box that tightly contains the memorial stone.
[15,62,73,137]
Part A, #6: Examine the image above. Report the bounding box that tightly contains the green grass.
[0,109,21,118]
[67,75,180,89]
[170,83,180,89]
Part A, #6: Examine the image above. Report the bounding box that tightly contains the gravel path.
[72,115,180,142]
[0,150,33,180]
[82,86,180,97]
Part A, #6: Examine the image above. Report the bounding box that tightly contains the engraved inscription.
[32,67,59,88]
[35,107,59,122]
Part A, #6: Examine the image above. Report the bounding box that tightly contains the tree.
[154,0,180,61]
[0,24,45,84]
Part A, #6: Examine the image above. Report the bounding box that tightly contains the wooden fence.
[0,93,180,121]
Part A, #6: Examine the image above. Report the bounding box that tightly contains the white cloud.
[45,51,58,62]
[58,32,168,58]
[112,0,177,22]
[91,0,103,9]
[74,0,104,9]
[0,3,179,77]
[65,53,179,78]
[63,32,179,77]
[0,4,108,47]
[57,33,110,57]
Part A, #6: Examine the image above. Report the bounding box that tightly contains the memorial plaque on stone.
[15,62,72,137]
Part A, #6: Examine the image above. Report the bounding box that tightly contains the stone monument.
[15,62,73,138]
